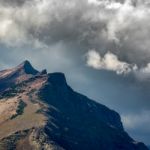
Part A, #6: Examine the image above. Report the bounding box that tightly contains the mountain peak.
[0,62,149,150]
[17,60,38,75]
[18,60,33,69]
[20,60,31,66]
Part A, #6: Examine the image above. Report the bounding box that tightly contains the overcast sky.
[0,0,150,145]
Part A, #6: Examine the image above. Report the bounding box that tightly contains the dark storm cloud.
[0,0,27,6]
[0,0,150,145]
[1,0,150,74]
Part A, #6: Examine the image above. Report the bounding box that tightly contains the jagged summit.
[16,60,38,75]
[18,60,31,67]
[0,60,38,93]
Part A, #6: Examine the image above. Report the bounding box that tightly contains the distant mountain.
[0,61,148,150]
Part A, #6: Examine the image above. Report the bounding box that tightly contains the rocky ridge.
[0,61,148,150]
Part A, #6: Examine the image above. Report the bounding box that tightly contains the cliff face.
[0,61,148,150]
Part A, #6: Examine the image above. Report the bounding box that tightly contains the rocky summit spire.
[17,60,38,75]
[0,60,39,93]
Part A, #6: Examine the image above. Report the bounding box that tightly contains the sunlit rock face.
[0,61,148,150]
[0,60,38,93]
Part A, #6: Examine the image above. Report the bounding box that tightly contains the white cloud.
[106,2,122,9]
[86,50,137,74]
[88,0,101,5]
[0,18,28,46]
[140,63,150,74]
[86,50,150,78]
[134,63,150,80]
